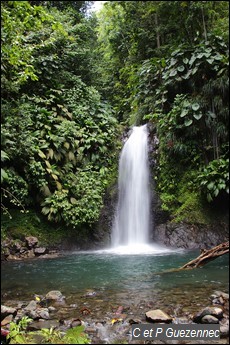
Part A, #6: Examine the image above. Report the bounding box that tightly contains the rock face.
[93,184,118,248]
[154,222,229,249]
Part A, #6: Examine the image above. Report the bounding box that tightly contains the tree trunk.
[180,241,229,270]
[201,6,208,42]
[154,242,229,275]
[154,13,160,49]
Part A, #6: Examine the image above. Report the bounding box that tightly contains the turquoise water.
[1,249,229,307]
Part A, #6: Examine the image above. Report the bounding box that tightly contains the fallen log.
[179,241,229,270]
[153,241,229,275]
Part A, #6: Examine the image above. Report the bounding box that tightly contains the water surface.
[2,249,229,310]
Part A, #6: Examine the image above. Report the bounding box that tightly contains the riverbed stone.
[37,308,50,320]
[6,254,21,260]
[1,305,17,318]
[145,309,172,323]
[14,309,27,322]
[193,306,223,323]
[25,300,37,311]
[211,291,229,301]
[1,314,14,326]
[27,319,59,331]
[201,315,219,323]
[220,319,229,337]
[45,290,64,301]
[48,306,56,312]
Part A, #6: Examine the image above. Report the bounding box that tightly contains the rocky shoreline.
[1,236,60,262]
[1,288,229,344]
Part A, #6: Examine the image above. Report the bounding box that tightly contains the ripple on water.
[1,252,229,315]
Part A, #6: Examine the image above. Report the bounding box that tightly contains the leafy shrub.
[197,158,229,202]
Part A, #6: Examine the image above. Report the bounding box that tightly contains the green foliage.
[150,35,228,217]
[6,319,90,344]
[7,316,33,344]
[1,209,67,245]
[96,1,229,122]
[63,326,90,344]
[41,166,114,227]
[1,1,119,234]
[1,150,9,182]
[1,1,53,90]
[173,191,209,224]
[32,325,90,344]
[198,158,229,202]
[1,0,229,231]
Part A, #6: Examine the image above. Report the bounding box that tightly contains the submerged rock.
[145,309,172,323]
[45,290,65,301]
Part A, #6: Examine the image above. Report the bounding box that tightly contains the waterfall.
[112,124,151,248]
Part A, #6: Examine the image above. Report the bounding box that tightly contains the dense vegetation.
[1,1,120,240]
[1,1,229,243]
[96,1,229,222]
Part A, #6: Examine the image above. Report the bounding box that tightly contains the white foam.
[93,243,180,255]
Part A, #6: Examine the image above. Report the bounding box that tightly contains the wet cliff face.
[93,184,118,248]
[154,222,229,249]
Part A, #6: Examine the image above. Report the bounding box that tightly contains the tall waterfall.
[112,125,151,247]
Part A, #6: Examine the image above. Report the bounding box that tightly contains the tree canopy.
[1,1,229,235]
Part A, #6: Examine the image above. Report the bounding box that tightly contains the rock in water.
[145,309,172,323]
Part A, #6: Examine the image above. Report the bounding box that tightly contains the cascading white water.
[112,124,151,248]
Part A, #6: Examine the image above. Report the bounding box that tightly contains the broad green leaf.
[177,65,185,72]
[38,150,46,159]
[192,103,200,111]
[193,113,202,120]
[169,69,177,77]
[207,193,213,202]
[42,206,50,215]
[45,160,51,168]
[207,111,216,119]
[1,150,9,161]
[56,181,62,190]
[1,168,8,182]
[180,109,189,117]
[64,142,70,149]
[184,119,193,126]
[214,189,219,197]
[207,182,215,190]
[69,151,75,161]
[52,174,58,180]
